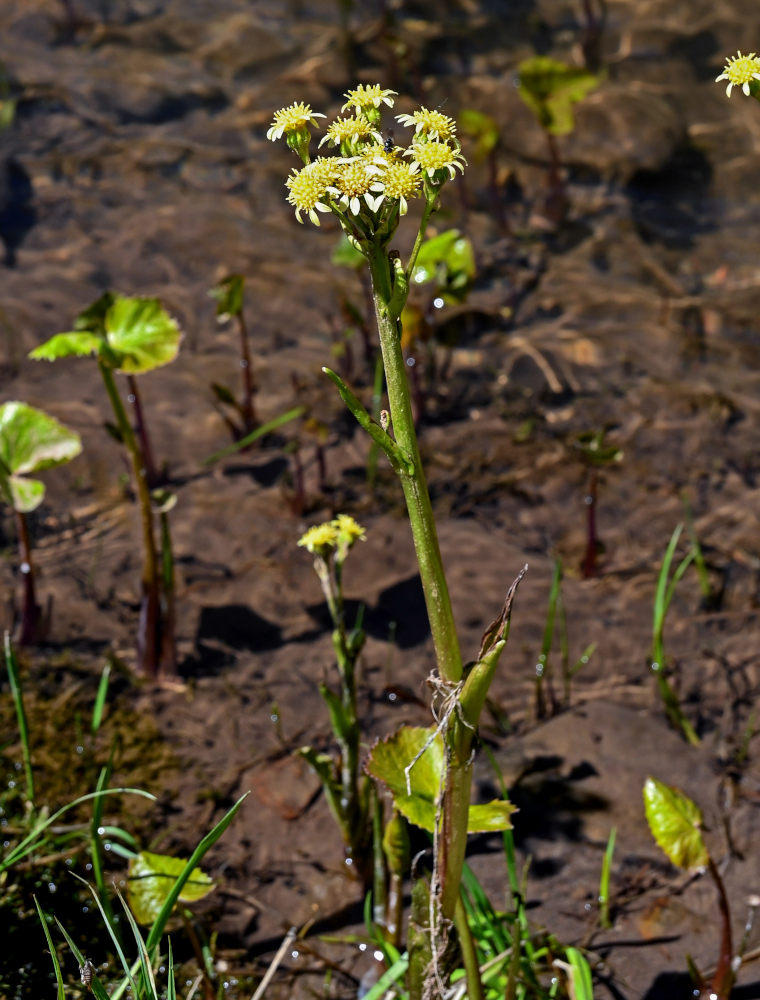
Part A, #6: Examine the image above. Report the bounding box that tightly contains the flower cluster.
[298,514,366,562]
[268,85,465,234]
[715,51,760,98]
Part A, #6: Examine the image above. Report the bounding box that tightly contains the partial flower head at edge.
[715,50,760,97]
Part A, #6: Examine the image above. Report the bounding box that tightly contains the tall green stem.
[366,243,473,941]
[366,246,462,685]
[99,362,161,677]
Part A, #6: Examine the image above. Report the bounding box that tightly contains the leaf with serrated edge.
[29,331,104,362]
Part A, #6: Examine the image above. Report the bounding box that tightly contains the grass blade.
[91,658,112,734]
[33,896,65,1000]
[204,407,303,464]
[144,792,249,957]
[0,787,156,874]
[4,631,35,807]
[54,916,111,1000]
[599,826,616,929]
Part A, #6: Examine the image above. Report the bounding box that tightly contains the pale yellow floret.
[715,50,760,97]
[298,522,339,554]
[335,158,376,215]
[396,107,458,142]
[342,84,398,113]
[318,116,382,148]
[405,139,466,179]
[370,160,422,215]
[333,514,366,547]
[285,159,336,225]
[267,102,325,141]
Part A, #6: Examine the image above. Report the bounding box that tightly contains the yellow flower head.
[298,521,339,555]
[342,84,398,114]
[267,101,325,141]
[319,115,382,150]
[370,159,422,215]
[715,51,760,97]
[396,107,458,142]
[333,514,366,547]
[405,139,467,180]
[334,157,378,215]
[285,158,337,225]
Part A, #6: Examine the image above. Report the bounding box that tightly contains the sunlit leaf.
[0,402,82,512]
[29,331,104,363]
[106,297,181,373]
[517,56,599,136]
[366,726,515,833]
[127,851,215,925]
[643,776,709,871]
[3,474,44,513]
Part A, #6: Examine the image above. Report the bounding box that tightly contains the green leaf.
[0,402,82,512]
[458,108,500,161]
[563,947,594,1000]
[105,296,181,373]
[4,474,44,513]
[127,850,215,925]
[366,726,515,833]
[210,275,245,319]
[517,56,599,136]
[29,331,104,362]
[411,230,475,303]
[643,777,709,871]
[74,291,116,335]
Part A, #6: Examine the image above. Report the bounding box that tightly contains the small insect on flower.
[80,958,96,991]
[383,130,396,154]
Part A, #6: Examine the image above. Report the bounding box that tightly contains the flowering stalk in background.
[297,516,370,877]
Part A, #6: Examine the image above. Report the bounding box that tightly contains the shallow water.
[2,1,760,998]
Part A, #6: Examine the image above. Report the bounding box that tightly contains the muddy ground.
[2,1,760,997]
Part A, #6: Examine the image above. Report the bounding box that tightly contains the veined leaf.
[366,726,515,833]
[106,296,181,373]
[643,776,709,871]
[0,402,82,512]
[127,850,215,925]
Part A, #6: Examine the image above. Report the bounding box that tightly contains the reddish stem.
[15,510,40,645]
[707,856,735,999]
[126,375,160,488]
[582,468,598,578]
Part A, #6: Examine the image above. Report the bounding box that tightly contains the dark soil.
[2,1,760,998]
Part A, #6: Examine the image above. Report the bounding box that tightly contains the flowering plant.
[271,86,522,999]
